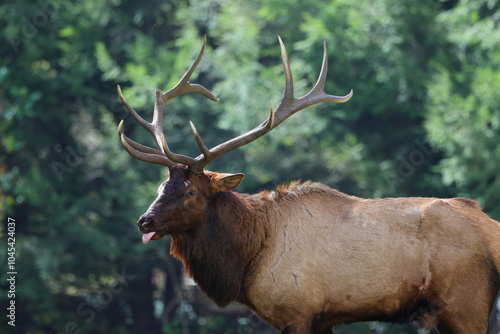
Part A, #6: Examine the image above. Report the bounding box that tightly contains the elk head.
[117,36,352,243]
[136,166,244,243]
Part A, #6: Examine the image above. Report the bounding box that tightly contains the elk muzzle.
[137,212,160,245]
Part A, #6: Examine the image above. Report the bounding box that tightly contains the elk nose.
[137,213,156,229]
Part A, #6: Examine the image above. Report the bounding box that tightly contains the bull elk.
[116,36,500,333]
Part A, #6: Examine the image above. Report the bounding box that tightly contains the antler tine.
[118,120,173,166]
[117,85,156,137]
[271,39,353,127]
[302,40,353,104]
[279,36,294,103]
[161,35,219,103]
[117,85,176,167]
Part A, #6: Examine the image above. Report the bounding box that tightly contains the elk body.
[116,37,500,334]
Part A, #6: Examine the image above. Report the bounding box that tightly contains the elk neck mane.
[168,179,353,307]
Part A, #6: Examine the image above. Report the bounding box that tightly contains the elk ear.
[209,173,244,193]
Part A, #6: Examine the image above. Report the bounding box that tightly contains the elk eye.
[187,189,196,197]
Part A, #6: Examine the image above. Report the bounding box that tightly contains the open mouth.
[141,230,168,244]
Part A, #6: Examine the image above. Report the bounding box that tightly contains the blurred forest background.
[1,0,500,333]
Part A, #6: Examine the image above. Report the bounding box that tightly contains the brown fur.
[137,166,500,334]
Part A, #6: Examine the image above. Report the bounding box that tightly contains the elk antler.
[117,35,218,169]
[118,36,353,173]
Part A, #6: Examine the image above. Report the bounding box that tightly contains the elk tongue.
[142,232,156,245]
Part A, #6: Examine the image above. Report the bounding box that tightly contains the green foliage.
[426,0,500,219]
[1,0,499,333]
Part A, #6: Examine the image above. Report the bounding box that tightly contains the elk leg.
[432,260,496,334]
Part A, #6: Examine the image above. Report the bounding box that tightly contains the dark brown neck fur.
[169,190,269,306]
